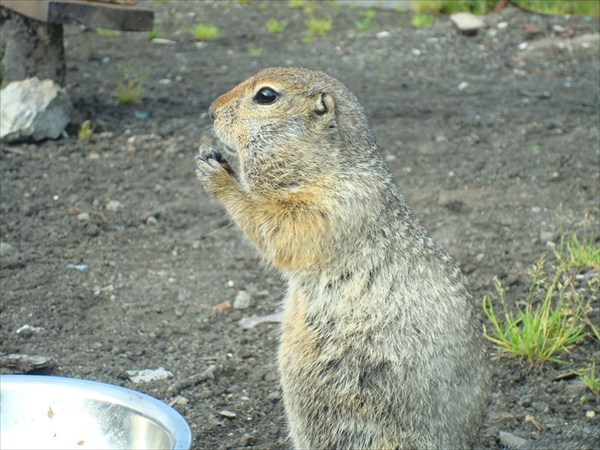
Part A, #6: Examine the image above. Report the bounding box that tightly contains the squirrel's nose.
[208,102,216,120]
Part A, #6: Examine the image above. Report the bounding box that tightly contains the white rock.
[152,38,176,45]
[376,31,390,39]
[106,200,123,211]
[0,77,71,142]
[127,367,173,383]
[233,290,252,309]
[0,242,15,257]
[450,12,485,34]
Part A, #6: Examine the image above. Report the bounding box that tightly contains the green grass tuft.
[412,13,436,28]
[572,361,600,394]
[78,120,94,140]
[96,28,119,37]
[192,24,219,41]
[483,254,587,366]
[265,19,286,33]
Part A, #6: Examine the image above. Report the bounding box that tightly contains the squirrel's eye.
[254,87,278,105]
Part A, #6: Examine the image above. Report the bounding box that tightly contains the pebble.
[127,367,173,383]
[16,324,45,334]
[152,38,176,45]
[233,290,252,309]
[168,395,189,407]
[106,200,122,212]
[0,242,15,257]
[499,431,528,449]
[239,313,282,329]
[77,212,90,221]
[266,391,281,402]
[146,216,158,226]
[376,31,390,39]
[586,410,596,419]
[449,13,485,35]
[238,433,255,446]
[158,78,173,86]
[457,81,469,90]
[218,410,236,419]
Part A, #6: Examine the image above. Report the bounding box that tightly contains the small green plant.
[514,0,599,17]
[411,13,435,28]
[248,42,263,57]
[148,28,163,40]
[114,64,149,105]
[483,255,587,366]
[265,19,286,33]
[192,24,219,41]
[304,17,332,42]
[78,120,94,140]
[96,28,119,37]
[355,9,376,32]
[571,362,600,393]
[289,0,305,8]
[556,232,600,272]
[412,0,598,16]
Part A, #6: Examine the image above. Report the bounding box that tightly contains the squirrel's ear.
[313,92,335,117]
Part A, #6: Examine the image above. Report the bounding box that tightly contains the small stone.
[158,78,173,86]
[127,367,173,383]
[152,38,176,45]
[0,242,16,257]
[497,21,508,29]
[499,431,529,449]
[169,395,189,407]
[212,300,232,311]
[266,391,281,402]
[586,410,596,419]
[77,212,91,221]
[233,290,252,309]
[218,410,236,419]
[449,13,485,35]
[411,48,422,56]
[239,433,254,446]
[376,31,390,39]
[532,401,549,414]
[518,42,528,50]
[106,200,122,212]
[146,216,158,226]
[458,81,469,90]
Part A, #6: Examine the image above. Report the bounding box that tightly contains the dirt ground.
[1,1,599,449]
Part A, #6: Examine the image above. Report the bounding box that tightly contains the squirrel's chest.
[278,279,372,372]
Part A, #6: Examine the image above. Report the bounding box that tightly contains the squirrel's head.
[208,67,378,191]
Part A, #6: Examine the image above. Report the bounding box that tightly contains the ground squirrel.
[195,67,490,449]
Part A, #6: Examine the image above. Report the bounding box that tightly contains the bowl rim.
[0,374,192,450]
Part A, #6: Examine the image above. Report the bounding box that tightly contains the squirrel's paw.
[195,146,234,191]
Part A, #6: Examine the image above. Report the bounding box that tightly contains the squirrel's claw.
[196,146,235,190]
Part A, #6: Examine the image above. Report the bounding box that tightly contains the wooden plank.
[1,0,153,31]
[1,0,51,22]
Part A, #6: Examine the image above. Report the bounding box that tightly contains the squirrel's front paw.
[195,146,234,192]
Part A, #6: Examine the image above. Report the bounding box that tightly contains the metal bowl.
[0,375,192,450]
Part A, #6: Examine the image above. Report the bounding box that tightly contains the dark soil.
[1,1,599,449]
